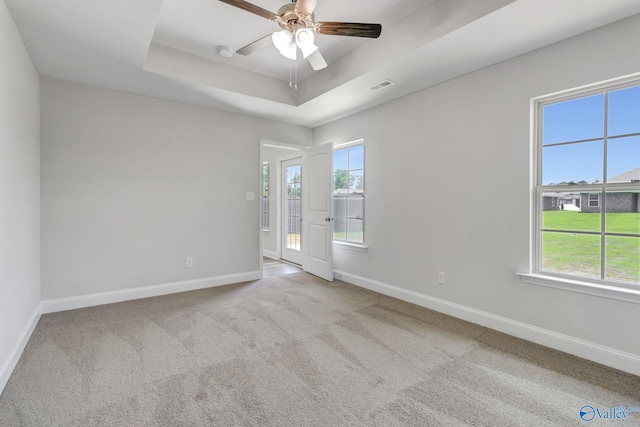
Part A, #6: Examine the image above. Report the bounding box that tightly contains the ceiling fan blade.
[218,0,279,21]
[315,22,382,38]
[236,34,273,55]
[295,0,317,17]
[306,49,327,71]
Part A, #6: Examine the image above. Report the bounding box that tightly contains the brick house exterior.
[579,192,639,213]
[579,167,640,213]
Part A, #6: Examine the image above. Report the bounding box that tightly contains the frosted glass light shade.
[272,30,297,60]
[295,28,318,59]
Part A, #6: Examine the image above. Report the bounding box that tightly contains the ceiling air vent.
[368,80,395,91]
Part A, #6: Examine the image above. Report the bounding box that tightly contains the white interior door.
[302,143,333,281]
[281,157,303,265]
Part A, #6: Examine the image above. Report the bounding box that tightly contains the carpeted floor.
[1,272,639,426]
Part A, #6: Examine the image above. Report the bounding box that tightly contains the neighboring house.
[580,167,640,213]
[542,195,559,211]
[542,193,580,211]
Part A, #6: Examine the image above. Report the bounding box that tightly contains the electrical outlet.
[186,257,193,268]
[437,271,446,285]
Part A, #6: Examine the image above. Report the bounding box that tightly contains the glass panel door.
[282,157,303,265]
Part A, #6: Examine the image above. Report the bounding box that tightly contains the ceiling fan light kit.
[296,29,318,59]
[220,0,382,75]
[272,30,297,60]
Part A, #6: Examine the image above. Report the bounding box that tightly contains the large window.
[532,78,640,291]
[333,142,364,245]
[262,162,269,231]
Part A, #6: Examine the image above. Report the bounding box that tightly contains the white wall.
[261,145,303,258]
[314,14,640,359]
[41,77,311,300]
[0,0,41,391]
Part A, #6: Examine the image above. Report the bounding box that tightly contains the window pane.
[333,148,348,172]
[349,145,364,170]
[541,192,599,232]
[607,136,640,182]
[542,141,603,185]
[333,218,346,241]
[347,196,364,219]
[262,164,269,197]
[333,196,346,218]
[541,232,601,279]
[334,171,349,192]
[334,143,365,245]
[287,184,298,199]
[605,192,640,234]
[262,199,269,229]
[286,233,301,251]
[543,94,604,145]
[349,170,364,193]
[605,236,640,284]
[347,219,364,244]
[608,84,640,137]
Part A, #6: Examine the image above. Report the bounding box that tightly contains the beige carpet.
[1,272,639,426]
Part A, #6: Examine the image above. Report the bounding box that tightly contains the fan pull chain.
[289,60,293,88]
[288,58,298,91]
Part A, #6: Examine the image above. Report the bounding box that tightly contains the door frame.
[259,140,306,277]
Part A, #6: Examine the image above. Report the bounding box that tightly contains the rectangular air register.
[368,80,395,91]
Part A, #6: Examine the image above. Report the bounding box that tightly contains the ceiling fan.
[218,0,382,71]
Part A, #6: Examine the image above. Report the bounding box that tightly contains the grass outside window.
[541,211,640,284]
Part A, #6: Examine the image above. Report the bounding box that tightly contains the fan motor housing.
[277,3,314,31]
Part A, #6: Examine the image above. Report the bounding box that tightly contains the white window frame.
[518,73,640,304]
[332,139,367,252]
[262,162,269,231]
[588,193,600,208]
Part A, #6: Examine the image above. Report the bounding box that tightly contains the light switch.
[246,192,254,201]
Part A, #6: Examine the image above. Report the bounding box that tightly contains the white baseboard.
[41,271,261,314]
[0,303,42,396]
[334,270,640,377]
[262,250,279,260]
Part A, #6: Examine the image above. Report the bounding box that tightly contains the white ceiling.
[5,0,640,127]
[152,0,430,82]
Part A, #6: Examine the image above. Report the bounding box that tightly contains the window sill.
[517,272,640,304]
[333,241,368,252]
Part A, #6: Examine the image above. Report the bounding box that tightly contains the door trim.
[259,140,306,277]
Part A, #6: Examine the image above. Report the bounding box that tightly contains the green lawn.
[542,210,640,234]
[541,211,640,283]
[333,231,364,244]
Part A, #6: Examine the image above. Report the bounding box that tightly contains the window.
[262,162,269,231]
[526,76,640,297]
[333,141,364,246]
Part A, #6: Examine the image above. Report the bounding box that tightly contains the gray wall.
[0,0,40,387]
[313,14,640,357]
[41,78,311,300]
